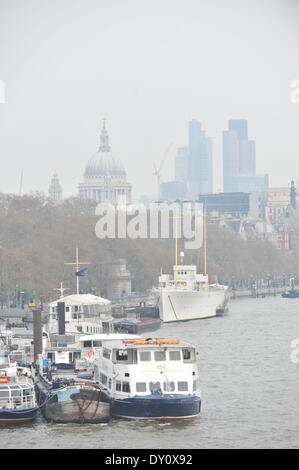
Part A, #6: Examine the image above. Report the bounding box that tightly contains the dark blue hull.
[0,407,38,424]
[110,394,201,421]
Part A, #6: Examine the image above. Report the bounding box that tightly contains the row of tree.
[0,193,298,306]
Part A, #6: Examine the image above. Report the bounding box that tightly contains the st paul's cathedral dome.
[78,120,132,205]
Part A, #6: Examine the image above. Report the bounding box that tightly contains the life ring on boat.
[88,350,95,358]
[182,282,187,286]
[168,282,173,287]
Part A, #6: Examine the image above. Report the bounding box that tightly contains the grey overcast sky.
[0,0,298,199]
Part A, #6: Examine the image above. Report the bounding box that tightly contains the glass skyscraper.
[223,120,268,194]
[188,119,213,197]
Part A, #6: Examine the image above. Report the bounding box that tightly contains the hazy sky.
[0,0,298,199]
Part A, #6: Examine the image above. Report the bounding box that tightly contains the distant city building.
[238,140,256,174]
[174,147,189,182]
[223,119,268,194]
[79,120,132,205]
[188,119,213,197]
[161,181,186,201]
[229,119,248,140]
[223,130,239,192]
[266,182,299,224]
[48,170,63,202]
[236,174,269,193]
[197,192,250,217]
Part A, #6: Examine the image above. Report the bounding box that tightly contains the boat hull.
[43,388,110,424]
[0,407,38,424]
[157,287,229,322]
[110,394,201,421]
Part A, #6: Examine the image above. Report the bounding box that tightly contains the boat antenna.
[54,282,70,299]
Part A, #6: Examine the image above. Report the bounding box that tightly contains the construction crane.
[153,143,174,200]
[181,172,192,201]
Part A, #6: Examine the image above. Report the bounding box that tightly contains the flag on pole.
[75,268,88,277]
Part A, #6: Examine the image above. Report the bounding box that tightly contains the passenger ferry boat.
[0,352,38,424]
[92,338,201,421]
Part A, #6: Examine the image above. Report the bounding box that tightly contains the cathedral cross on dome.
[99,118,111,152]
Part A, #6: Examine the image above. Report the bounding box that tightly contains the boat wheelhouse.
[92,338,201,421]
[75,333,141,371]
[0,352,38,424]
[47,294,114,336]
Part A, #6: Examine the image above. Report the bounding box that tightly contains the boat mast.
[175,208,178,288]
[204,201,207,275]
[64,247,90,295]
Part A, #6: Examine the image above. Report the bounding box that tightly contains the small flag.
[75,268,88,277]
[210,276,217,283]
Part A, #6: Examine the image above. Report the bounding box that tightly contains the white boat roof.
[100,339,194,349]
[49,293,111,307]
[79,333,141,342]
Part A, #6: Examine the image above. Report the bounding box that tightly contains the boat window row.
[51,304,110,315]
[112,348,194,364]
[85,326,102,333]
[136,379,199,393]
[136,381,189,393]
[82,340,102,348]
[139,349,194,362]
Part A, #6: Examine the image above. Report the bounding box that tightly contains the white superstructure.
[47,293,114,335]
[92,338,201,421]
[154,264,229,322]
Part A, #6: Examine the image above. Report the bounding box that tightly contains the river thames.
[0,296,298,449]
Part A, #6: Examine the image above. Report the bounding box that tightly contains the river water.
[0,296,298,449]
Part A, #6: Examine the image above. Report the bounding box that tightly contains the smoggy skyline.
[0,0,298,199]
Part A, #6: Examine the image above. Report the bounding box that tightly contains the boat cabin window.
[169,350,181,361]
[72,314,82,320]
[100,373,108,385]
[163,381,175,392]
[182,348,195,362]
[122,382,131,393]
[136,382,147,393]
[178,381,188,391]
[116,380,121,392]
[83,340,92,348]
[116,349,128,361]
[102,348,111,360]
[139,351,151,362]
[149,382,161,393]
[154,351,166,362]
[113,349,137,364]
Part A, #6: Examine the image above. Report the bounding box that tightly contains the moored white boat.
[0,352,38,424]
[92,337,201,421]
[154,264,229,322]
